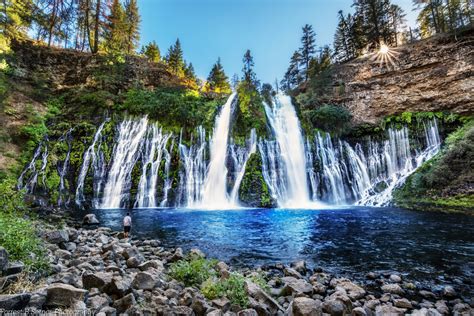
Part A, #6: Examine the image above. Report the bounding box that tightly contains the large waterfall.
[20,93,442,210]
[199,93,237,209]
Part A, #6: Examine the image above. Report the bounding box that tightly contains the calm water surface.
[80,207,474,286]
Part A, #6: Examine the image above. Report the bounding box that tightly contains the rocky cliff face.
[329,30,474,124]
[8,40,182,92]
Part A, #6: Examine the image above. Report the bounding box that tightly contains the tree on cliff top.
[205,58,231,94]
[0,0,34,41]
[241,49,259,88]
[124,0,140,54]
[165,38,186,77]
[142,40,160,62]
[103,0,127,54]
[299,24,316,82]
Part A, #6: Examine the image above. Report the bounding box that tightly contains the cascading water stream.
[199,93,237,209]
[57,129,73,206]
[261,94,323,208]
[101,118,148,209]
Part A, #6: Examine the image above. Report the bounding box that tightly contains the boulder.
[352,306,368,316]
[104,275,132,297]
[442,286,456,298]
[409,307,443,316]
[245,280,283,314]
[126,256,141,268]
[139,260,164,272]
[281,277,313,296]
[389,274,402,283]
[83,214,100,225]
[45,230,69,244]
[292,297,322,316]
[132,271,157,290]
[0,294,31,310]
[0,247,8,273]
[5,261,24,275]
[191,296,211,315]
[212,298,231,312]
[87,294,110,312]
[169,248,184,262]
[419,290,437,300]
[237,309,258,316]
[190,248,206,258]
[291,260,307,275]
[113,293,135,314]
[82,272,113,290]
[27,291,47,310]
[330,278,366,300]
[45,283,88,308]
[394,298,412,309]
[375,304,405,316]
[322,298,347,316]
[381,283,405,295]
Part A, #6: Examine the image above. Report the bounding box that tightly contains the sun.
[370,43,400,68]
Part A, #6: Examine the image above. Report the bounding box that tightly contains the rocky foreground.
[0,219,473,316]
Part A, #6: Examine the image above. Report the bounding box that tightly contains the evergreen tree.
[241,49,259,87]
[0,0,34,40]
[281,50,302,90]
[206,57,231,94]
[389,4,406,45]
[103,0,127,54]
[124,0,140,54]
[413,0,445,36]
[143,40,160,62]
[165,38,185,77]
[299,24,316,81]
[333,10,356,62]
[184,62,199,88]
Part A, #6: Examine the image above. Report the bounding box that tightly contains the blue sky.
[137,0,418,83]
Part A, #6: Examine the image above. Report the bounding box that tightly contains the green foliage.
[165,39,186,77]
[239,152,274,208]
[234,82,267,140]
[393,118,474,213]
[142,41,160,62]
[169,256,218,287]
[205,58,231,95]
[304,104,352,136]
[120,87,223,134]
[0,179,48,272]
[202,273,249,307]
[382,111,464,130]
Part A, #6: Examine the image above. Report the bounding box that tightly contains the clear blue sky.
[137,0,418,83]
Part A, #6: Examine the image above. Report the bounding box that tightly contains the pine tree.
[0,0,34,40]
[389,4,406,45]
[299,24,316,81]
[103,0,127,54]
[124,0,140,54]
[413,0,444,36]
[281,50,302,90]
[333,10,356,62]
[143,40,160,62]
[165,38,185,77]
[205,58,231,94]
[241,49,259,87]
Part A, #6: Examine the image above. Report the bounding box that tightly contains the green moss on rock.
[239,151,275,208]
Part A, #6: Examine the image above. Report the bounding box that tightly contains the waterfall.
[57,129,73,206]
[75,121,107,208]
[100,118,148,209]
[17,140,48,194]
[229,129,257,204]
[261,94,321,208]
[199,93,237,209]
[134,125,172,208]
[160,139,174,207]
[177,127,207,207]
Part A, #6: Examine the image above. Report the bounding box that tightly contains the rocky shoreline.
[0,217,473,316]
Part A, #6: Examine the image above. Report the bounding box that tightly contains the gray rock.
[126,256,141,268]
[237,309,258,316]
[99,306,117,316]
[442,286,456,298]
[330,278,366,300]
[284,267,303,279]
[55,249,72,260]
[381,283,405,295]
[192,296,211,316]
[281,277,313,296]
[292,297,322,316]
[206,310,223,316]
[452,303,471,315]
[5,261,24,275]
[216,261,230,279]
[322,298,347,316]
[104,275,132,297]
[172,306,194,315]
[27,292,47,310]
[132,271,157,290]
[0,247,9,273]
[63,242,77,252]
[113,293,135,313]
[409,307,442,316]
[434,300,449,315]
[394,298,412,309]
[165,288,180,298]
[352,306,368,316]
[375,304,405,316]
[87,294,110,312]
[83,214,100,225]
[0,294,31,310]
[122,247,141,260]
[245,280,283,314]
[291,260,307,275]
[169,247,184,262]
[389,274,402,283]
[419,290,437,300]
[45,283,88,308]
[212,298,231,312]
[82,272,113,290]
[138,260,164,271]
[45,230,69,244]
[190,248,206,258]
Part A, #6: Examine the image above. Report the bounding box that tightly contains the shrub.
[202,273,249,307]
[169,256,218,287]
[0,179,48,272]
[307,104,352,135]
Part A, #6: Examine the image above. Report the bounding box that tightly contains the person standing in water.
[123,212,132,238]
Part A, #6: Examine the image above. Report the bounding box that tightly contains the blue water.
[82,207,474,286]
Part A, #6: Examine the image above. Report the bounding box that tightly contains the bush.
[0,179,48,272]
[169,256,218,287]
[202,273,249,307]
[306,104,352,135]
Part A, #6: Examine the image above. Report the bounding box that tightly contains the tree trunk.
[93,0,100,53]
[48,0,59,47]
